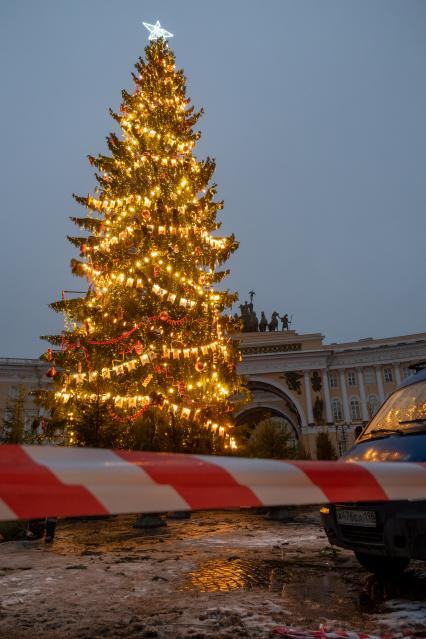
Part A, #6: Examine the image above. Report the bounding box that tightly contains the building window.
[331,398,343,421]
[347,371,357,386]
[364,368,374,384]
[329,372,338,388]
[402,367,414,379]
[367,394,379,417]
[350,397,361,421]
[384,368,393,383]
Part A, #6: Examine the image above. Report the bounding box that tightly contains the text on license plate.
[336,509,376,527]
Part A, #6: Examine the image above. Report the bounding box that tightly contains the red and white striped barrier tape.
[272,626,421,639]
[0,445,425,521]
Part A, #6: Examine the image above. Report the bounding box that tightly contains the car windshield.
[362,380,426,438]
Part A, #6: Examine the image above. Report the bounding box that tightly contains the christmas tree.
[40,29,246,449]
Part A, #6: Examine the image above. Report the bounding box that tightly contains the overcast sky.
[1,0,425,358]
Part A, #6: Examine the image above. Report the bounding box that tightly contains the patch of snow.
[372,600,426,631]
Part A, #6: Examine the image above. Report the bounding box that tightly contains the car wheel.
[354,551,410,575]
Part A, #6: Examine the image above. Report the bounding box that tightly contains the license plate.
[336,509,376,527]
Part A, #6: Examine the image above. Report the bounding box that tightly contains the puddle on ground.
[182,557,288,592]
[182,555,426,624]
[358,569,426,612]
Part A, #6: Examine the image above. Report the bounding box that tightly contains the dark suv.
[320,365,426,574]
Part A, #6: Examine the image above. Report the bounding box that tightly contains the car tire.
[354,551,410,575]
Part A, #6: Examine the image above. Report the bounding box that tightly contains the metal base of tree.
[133,513,167,529]
[167,511,191,520]
[265,507,294,522]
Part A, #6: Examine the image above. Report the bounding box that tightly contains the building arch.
[246,376,307,427]
[234,401,300,440]
[235,376,306,438]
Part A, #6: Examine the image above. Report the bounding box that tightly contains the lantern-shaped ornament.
[134,341,143,355]
[177,381,186,396]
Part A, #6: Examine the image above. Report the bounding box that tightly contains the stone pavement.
[1,510,426,638]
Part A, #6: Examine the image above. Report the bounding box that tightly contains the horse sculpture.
[268,311,280,332]
[259,312,268,332]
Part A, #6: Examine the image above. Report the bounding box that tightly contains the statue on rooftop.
[238,291,259,332]
[259,312,268,332]
[268,312,279,332]
[280,313,290,331]
[236,292,293,333]
[250,311,259,332]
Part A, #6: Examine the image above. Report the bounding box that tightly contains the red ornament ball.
[46,366,57,378]
[195,359,205,372]
[159,311,169,321]
[153,265,161,278]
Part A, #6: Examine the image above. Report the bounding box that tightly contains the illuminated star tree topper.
[142,20,174,41]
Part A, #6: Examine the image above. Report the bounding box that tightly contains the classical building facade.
[234,330,426,457]
[0,358,50,433]
[1,329,426,455]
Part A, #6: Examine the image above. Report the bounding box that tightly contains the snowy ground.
[1,510,426,638]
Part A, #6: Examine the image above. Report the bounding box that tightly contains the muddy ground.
[1,510,426,638]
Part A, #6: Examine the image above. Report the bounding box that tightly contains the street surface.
[1,510,426,638]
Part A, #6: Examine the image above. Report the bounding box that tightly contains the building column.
[375,366,385,403]
[304,371,314,425]
[357,368,370,422]
[394,363,402,386]
[339,369,351,424]
[321,368,333,424]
